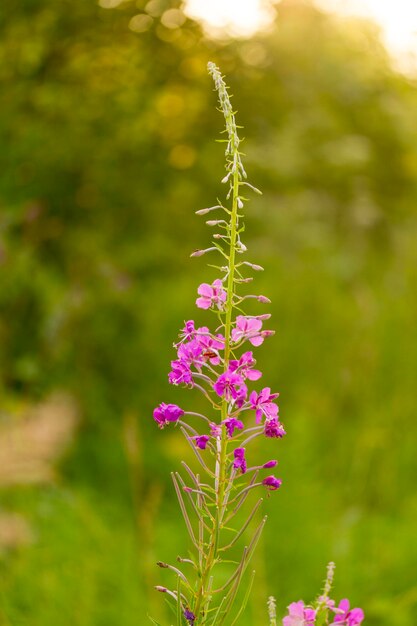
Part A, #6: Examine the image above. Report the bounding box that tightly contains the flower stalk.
[151,63,284,625]
[150,63,363,626]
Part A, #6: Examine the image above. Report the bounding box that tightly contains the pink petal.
[231,329,242,342]
[196,297,211,309]
[259,387,271,401]
[246,369,262,381]
[247,318,262,332]
[304,609,316,621]
[338,600,350,614]
[235,315,245,329]
[197,283,213,297]
[350,608,365,623]
[265,402,279,417]
[289,602,305,618]
[249,335,264,346]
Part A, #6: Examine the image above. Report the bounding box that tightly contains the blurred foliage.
[0,0,417,624]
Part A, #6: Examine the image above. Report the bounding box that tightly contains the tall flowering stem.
[152,63,365,626]
[196,63,245,619]
[153,63,285,626]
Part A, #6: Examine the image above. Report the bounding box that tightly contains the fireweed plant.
[151,63,365,626]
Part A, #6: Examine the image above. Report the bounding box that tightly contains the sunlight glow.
[184,0,417,71]
[317,0,417,68]
[184,0,277,38]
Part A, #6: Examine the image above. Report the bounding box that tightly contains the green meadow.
[1,1,416,624]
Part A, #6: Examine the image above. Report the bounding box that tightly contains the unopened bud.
[177,556,194,564]
[263,460,278,469]
[242,261,264,271]
[237,198,244,209]
[242,182,262,195]
[236,241,247,253]
[195,205,222,215]
[258,295,271,304]
[156,562,168,568]
[155,586,168,593]
[206,220,224,226]
[221,173,231,184]
[257,314,271,321]
[262,330,275,337]
[190,247,216,257]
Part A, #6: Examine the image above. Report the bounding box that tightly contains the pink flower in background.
[231,315,264,346]
[250,387,279,423]
[332,600,364,626]
[153,403,184,429]
[283,601,316,626]
[196,279,227,310]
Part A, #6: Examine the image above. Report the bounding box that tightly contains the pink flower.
[332,600,364,626]
[229,351,262,381]
[196,279,227,310]
[233,447,247,473]
[264,417,286,438]
[153,403,184,429]
[250,387,279,423]
[169,360,193,386]
[177,320,196,344]
[213,370,247,403]
[283,601,316,626]
[195,326,225,364]
[177,340,204,370]
[209,422,222,437]
[192,435,210,450]
[231,316,264,346]
[223,417,244,438]
[262,475,282,491]
[234,385,248,408]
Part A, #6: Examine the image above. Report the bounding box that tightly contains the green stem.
[193,161,240,625]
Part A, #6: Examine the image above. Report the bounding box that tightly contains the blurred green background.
[1,0,417,624]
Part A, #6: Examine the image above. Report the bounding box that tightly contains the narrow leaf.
[229,569,256,626]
